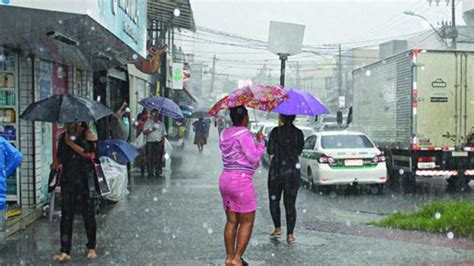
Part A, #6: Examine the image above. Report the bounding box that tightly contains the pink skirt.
[219,170,257,213]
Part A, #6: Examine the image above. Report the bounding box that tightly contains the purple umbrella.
[272,89,329,116]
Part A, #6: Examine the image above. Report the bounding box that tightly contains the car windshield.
[321,134,374,149]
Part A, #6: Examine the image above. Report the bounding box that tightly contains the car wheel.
[308,168,315,192]
[370,184,384,195]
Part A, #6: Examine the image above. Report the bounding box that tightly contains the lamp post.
[403,10,449,47]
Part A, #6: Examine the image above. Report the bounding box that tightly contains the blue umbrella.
[272,89,330,116]
[139,96,184,119]
[181,110,193,117]
[98,140,139,165]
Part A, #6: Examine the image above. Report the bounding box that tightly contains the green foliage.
[370,201,474,239]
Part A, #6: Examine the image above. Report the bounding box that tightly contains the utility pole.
[451,0,456,49]
[427,0,457,49]
[209,54,217,97]
[279,54,288,87]
[337,44,343,98]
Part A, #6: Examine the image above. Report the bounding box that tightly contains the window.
[304,135,316,150]
[321,135,374,149]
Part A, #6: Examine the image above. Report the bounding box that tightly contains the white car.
[297,126,316,140]
[299,131,387,193]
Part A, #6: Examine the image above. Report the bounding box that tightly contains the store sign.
[97,0,147,57]
[0,0,147,57]
[172,63,183,90]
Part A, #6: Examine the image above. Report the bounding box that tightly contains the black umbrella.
[20,94,113,123]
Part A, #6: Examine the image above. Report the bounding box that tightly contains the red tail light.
[417,156,435,163]
[371,154,385,164]
[318,155,337,165]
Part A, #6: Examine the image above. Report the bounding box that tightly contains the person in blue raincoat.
[0,136,23,243]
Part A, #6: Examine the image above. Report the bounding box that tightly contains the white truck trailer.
[351,49,474,192]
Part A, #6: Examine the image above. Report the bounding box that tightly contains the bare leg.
[224,211,238,266]
[231,211,256,265]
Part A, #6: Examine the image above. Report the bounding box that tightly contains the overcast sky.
[185,0,466,78]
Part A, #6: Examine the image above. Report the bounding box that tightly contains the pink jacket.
[220,126,265,173]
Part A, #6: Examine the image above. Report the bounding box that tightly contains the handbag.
[134,133,146,149]
[88,157,111,197]
[47,168,61,193]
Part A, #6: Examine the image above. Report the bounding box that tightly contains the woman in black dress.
[267,115,304,244]
[52,122,98,262]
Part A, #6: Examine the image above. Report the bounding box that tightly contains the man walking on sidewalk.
[0,136,23,244]
[143,110,167,178]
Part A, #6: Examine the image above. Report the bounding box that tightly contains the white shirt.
[144,120,167,142]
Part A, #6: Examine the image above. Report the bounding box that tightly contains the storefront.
[0,0,147,210]
[127,64,153,141]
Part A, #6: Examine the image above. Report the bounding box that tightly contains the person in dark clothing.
[266,114,304,244]
[52,123,98,262]
[143,110,167,178]
[193,118,209,153]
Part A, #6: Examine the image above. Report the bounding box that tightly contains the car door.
[300,135,317,180]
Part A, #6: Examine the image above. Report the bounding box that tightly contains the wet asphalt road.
[1,129,474,265]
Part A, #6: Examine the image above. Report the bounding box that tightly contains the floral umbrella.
[208,85,288,116]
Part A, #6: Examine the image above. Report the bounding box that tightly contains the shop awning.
[148,0,196,32]
[0,6,144,71]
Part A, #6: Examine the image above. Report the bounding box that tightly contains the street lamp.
[403,10,449,47]
[173,7,181,17]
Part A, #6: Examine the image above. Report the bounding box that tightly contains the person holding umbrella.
[143,110,167,178]
[208,84,288,265]
[267,88,328,244]
[52,122,99,262]
[219,106,265,266]
[267,114,304,244]
[192,117,209,153]
[19,93,114,262]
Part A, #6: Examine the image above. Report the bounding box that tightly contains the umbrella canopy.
[181,110,193,117]
[208,85,288,116]
[98,139,139,165]
[138,96,184,119]
[272,89,330,116]
[20,94,113,123]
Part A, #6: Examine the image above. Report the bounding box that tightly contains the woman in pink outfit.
[219,106,265,266]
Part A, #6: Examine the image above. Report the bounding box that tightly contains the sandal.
[287,235,296,244]
[86,249,97,259]
[53,252,71,263]
[240,258,249,266]
[270,228,282,238]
